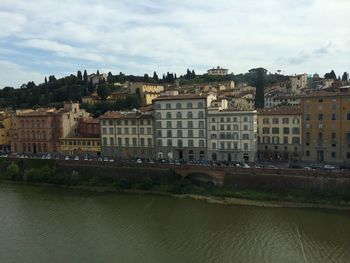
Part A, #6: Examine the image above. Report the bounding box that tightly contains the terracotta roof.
[100,111,152,120]
[300,90,350,98]
[257,106,301,115]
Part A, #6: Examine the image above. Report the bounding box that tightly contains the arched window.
[176,103,182,109]
[176,112,182,119]
[189,150,194,161]
[187,102,192,109]
[198,102,204,108]
[42,131,46,140]
[147,138,152,147]
[187,112,193,119]
[140,138,145,147]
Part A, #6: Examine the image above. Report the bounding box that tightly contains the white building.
[207,66,229,76]
[153,93,216,161]
[207,100,257,162]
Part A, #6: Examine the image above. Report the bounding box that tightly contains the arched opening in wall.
[158,151,163,159]
[212,153,217,161]
[189,150,194,161]
[227,153,232,162]
[178,150,183,160]
[243,153,249,162]
[33,143,37,154]
[199,151,205,160]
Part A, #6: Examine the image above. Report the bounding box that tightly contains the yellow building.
[59,138,101,156]
[0,114,12,152]
[129,83,164,105]
[301,91,350,164]
[257,106,301,161]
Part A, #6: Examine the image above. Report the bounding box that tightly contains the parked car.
[136,158,142,164]
[324,164,336,170]
[64,156,70,161]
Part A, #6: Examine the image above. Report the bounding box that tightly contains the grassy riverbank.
[1,160,350,209]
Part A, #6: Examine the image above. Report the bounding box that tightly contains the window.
[305,123,311,129]
[166,103,171,109]
[140,120,144,125]
[188,140,194,147]
[272,136,279,144]
[243,134,249,140]
[263,127,269,134]
[157,130,162,138]
[187,112,193,119]
[188,130,193,138]
[243,117,248,122]
[211,125,216,131]
[283,136,288,144]
[156,121,161,129]
[166,112,172,119]
[125,120,128,125]
[187,102,192,109]
[102,128,107,135]
[263,136,270,144]
[198,111,204,118]
[155,103,161,109]
[283,127,290,134]
[103,137,107,146]
[292,128,300,134]
[166,121,172,128]
[318,113,323,121]
[177,130,182,138]
[263,118,269,124]
[177,140,183,147]
[140,138,145,146]
[198,102,204,108]
[292,137,300,144]
[140,128,144,135]
[176,112,182,119]
[157,139,162,147]
[147,128,152,134]
[199,121,204,129]
[132,138,137,146]
[332,132,336,140]
[167,139,172,147]
[220,125,224,131]
[347,113,350,120]
[188,121,193,128]
[244,143,248,150]
[167,130,172,137]
[226,117,231,122]
[156,112,161,119]
[331,152,336,158]
[125,128,129,134]
[306,150,310,156]
[199,130,205,137]
[109,137,114,146]
[282,118,289,124]
[272,127,279,134]
[125,138,129,146]
[332,113,337,120]
[212,142,216,149]
[199,140,205,147]
[147,138,152,146]
[176,103,182,109]
[305,114,310,121]
[132,128,136,135]
[118,138,122,146]
[272,118,279,124]
[177,121,182,128]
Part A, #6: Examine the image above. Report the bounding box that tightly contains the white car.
[324,164,336,170]
[64,156,70,161]
[74,156,79,161]
[136,159,142,164]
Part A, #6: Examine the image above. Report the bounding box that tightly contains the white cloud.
[0,0,350,87]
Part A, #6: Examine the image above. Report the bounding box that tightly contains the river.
[0,183,349,263]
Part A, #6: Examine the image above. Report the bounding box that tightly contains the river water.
[0,183,349,263]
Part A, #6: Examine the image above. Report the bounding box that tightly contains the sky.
[0,0,349,88]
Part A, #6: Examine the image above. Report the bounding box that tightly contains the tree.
[83,70,88,83]
[48,75,56,82]
[153,71,159,81]
[77,70,82,80]
[97,84,111,100]
[96,70,100,75]
[342,72,349,82]
[249,67,267,108]
[45,77,47,83]
[107,72,113,83]
[5,162,20,180]
[324,70,337,80]
[143,74,149,82]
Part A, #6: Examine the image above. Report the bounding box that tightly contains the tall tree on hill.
[107,72,113,83]
[342,72,349,82]
[48,75,56,82]
[44,77,47,83]
[96,70,100,75]
[144,74,149,82]
[324,70,337,80]
[153,71,159,81]
[249,67,267,109]
[191,69,196,77]
[97,84,111,100]
[83,70,88,83]
[77,70,82,80]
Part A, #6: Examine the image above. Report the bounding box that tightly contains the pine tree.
[96,70,100,75]
[83,70,88,83]
[45,77,47,83]
[249,67,267,109]
[153,71,159,81]
[342,72,349,82]
[77,70,82,80]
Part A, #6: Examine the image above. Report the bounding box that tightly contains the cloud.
[0,0,350,87]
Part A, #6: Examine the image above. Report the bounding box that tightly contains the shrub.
[5,162,20,180]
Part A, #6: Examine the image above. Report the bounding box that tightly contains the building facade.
[60,137,101,157]
[129,83,164,105]
[301,91,350,164]
[0,113,11,153]
[11,103,89,155]
[207,66,229,76]
[78,118,100,138]
[290,73,308,94]
[100,111,155,159]
[257,106,302,161]
[207,105,257,162]
[153,94,216,161]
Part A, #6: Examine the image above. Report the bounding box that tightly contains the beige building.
[301,91,350,164]
[257,106,302,161]
[0,113,11,152]
[290,73,308,94]
[153,93,216,161]
[207,99,258,162]
[60,137,101,157]
[100,110,155,159]
[207,66,229,76]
